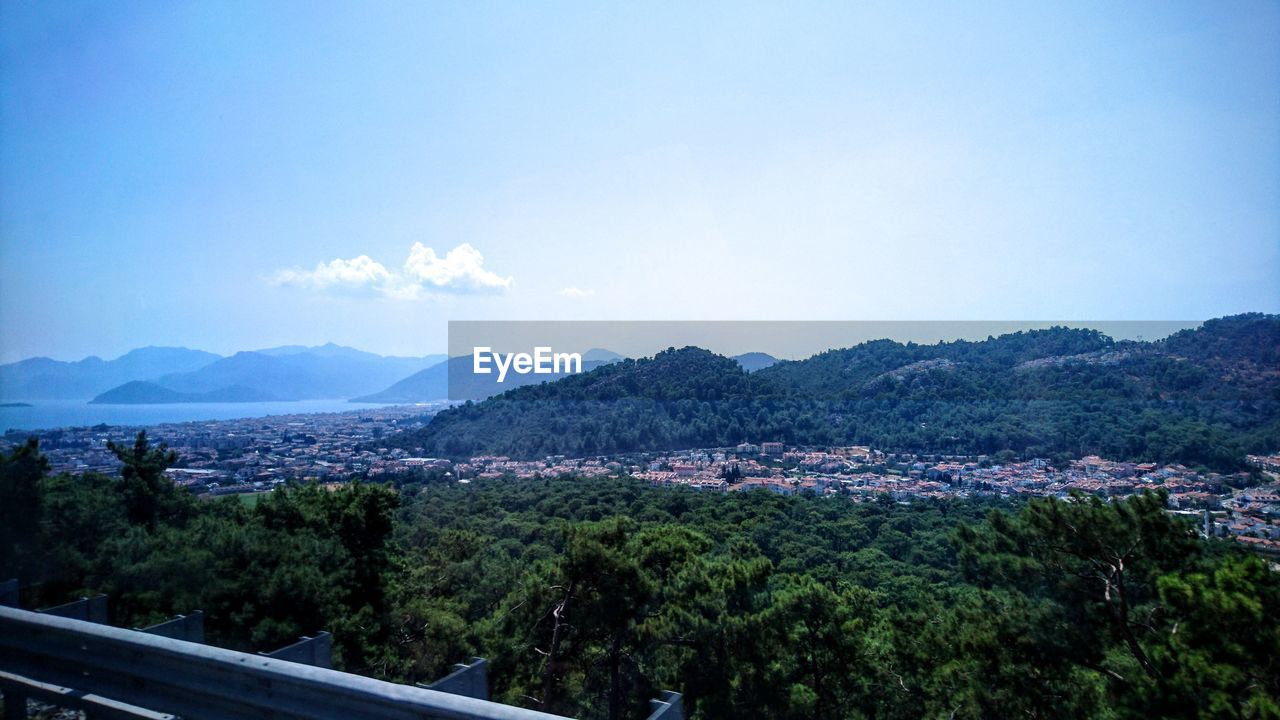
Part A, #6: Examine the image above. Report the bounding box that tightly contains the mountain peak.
[583,348,625,362]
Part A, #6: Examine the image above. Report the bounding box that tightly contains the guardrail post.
[647,690,684,720]
[421,657,489,700]
[0,580,17,609]
[260,631,332,668]
[37,595,108,624]
[137,612,204,644]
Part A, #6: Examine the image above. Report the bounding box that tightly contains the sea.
[0,399,405,433]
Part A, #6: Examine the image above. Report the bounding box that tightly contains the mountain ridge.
[0,347,222,400]
[352,355,614,403]
[395,314,1280,470]
[142,350,444,402]
[733,352,779,372]
[90,381,278,404]
[6,343,448,404]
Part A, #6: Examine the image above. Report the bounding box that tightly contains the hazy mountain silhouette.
[732,352,779,372]
[0,347,222,400]
[90,381,278,404]
[352,353,615,403]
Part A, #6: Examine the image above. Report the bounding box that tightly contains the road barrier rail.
[0,599,682,720]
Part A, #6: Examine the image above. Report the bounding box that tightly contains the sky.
[1,0,1277,362]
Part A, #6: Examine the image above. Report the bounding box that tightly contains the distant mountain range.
[0,347,222,400]
[89,381,277,404]
[351,349,777,403]
[150,345,444,402]
[0,343,446,404]
[352,352,622,403]
[396,314,1280,471]
[1,342,682,405]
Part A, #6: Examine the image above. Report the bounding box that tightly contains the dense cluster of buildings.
[1231,454,1280,552]
[4,410,1277,552]
[633,447,1232,504]
[632,445,1278,551]
[0,405,447,495]
[427,443,1280,551]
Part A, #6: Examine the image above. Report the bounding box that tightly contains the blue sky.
[1,0,1277,361]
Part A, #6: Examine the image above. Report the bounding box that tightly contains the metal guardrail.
[0,668,176,720]
[138,611,205,644]
[36,594,109,624]
[0,604,683,720]
[423,658,490,700]
[260,631,332,668]
[648,691,684,720]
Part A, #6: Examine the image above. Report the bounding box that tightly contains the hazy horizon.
[0,318,1223,365]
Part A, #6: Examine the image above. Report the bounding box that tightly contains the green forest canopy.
[2,435,1277,719]
[400,314,1280,471]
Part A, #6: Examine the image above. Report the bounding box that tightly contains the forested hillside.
[2,436,1276,719]
[399,314,1280,470]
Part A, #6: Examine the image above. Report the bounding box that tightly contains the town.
[4,407,1279,553]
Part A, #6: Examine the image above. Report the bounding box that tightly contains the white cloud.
[272,243,511,299]
[558,287,595,299]
[403,242,512,292]
[271,255,394,296]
